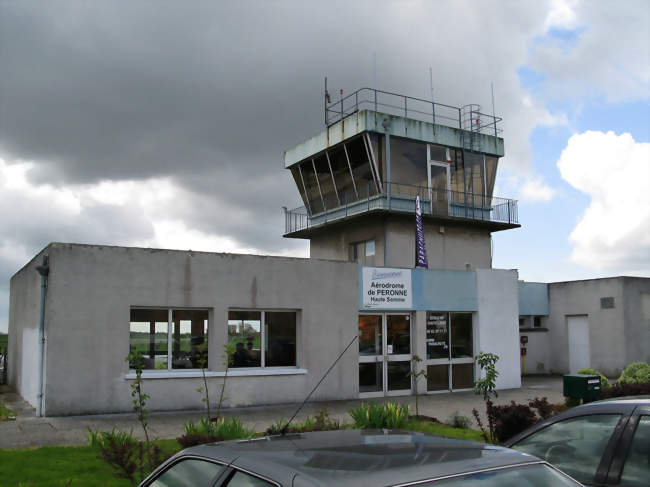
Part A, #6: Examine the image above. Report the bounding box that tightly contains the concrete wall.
[622,278,650,365]
[310,218,386,265]
[519,330,551,375]
[475,269,521,390]
[387,219,491,270]
[8,247,48,407]
[36,244,359,415]
[310,216,491,271]
[547,278,629,377]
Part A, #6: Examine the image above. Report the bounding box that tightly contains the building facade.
[10,89,526,415]
[519,277,650,378]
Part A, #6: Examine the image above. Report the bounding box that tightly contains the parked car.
[505,398,650,486]
[140,429,582,486]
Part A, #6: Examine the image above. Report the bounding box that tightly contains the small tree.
[195,343,211,421]
[214,344,235,420]
[407,354,427,417]
[126,351,150,445]
[472,351,500,443]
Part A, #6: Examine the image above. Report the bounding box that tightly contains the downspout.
[35,255,49,417]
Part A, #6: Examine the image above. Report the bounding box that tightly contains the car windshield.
[419,462,580,486]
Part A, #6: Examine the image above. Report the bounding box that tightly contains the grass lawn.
[0,439,182,487]
[0,333,7,348]
[0,423,482,485]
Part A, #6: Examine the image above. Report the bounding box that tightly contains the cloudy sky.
[1,0,648,333]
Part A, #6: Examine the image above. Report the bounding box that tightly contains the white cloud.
[531,0,650,103]
[519,176,557,202]
[557,131,650,272]
[544,0,580,32]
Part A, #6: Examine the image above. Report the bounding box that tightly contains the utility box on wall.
[563,374,601,401]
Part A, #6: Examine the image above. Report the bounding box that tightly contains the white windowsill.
[125,368,308,380]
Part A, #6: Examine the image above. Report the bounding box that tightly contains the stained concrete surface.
[0,376,564,449]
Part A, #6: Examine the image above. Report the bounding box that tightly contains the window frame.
[129,306,210,372]
[227,309,299,370]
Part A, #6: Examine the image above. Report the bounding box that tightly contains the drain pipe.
[35,255,49,417]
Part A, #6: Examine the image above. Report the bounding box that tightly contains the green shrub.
[618,362,650,384]
[577,368,610,388]
[446,411,472,430]
[348,402,409,429]
[182,417,252,441]
[265,409,341,435]
[88,428,168,483]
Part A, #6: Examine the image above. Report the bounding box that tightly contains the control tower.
[283,87,519,270]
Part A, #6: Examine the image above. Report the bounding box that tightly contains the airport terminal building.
[8,89,648,415]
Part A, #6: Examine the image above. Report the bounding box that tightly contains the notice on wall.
[362,267,412,309]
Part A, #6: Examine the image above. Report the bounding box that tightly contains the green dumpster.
[563,374,602,402]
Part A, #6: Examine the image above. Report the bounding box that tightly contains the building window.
[601,297,615,309]
[519,317,527,328]
[227,310,297,368]
[425,312,474,392]
[350,240,376,266]
[533,316,542,328]
[129,308,208,370]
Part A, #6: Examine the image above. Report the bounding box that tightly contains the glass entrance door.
[359,314,412,398]
[427,145,451,217]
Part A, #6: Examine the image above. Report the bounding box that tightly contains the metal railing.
[325,87,502,138]
[284,181,518,234]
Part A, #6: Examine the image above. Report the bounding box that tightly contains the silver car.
[140,429,582,486]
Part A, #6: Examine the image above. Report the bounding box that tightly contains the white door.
[567,315,590,373]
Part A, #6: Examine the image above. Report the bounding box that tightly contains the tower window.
[350,240,376,266]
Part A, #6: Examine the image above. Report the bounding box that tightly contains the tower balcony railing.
[325,87,502,138]
[284,181,518,235]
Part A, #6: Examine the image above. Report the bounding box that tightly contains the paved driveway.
[0,376,564,449]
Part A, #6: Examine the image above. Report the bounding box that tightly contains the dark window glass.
[533,316,542,328]
[450,313,473,358]
[171,310,208,369]
[452,363,474,389]
[290,166,309,209]
[368,133,385,183]
[620,416,650,486]
[359,362,383,393]
[601,297,615,309]
[313,154,338,210]
[428,463,580,486]
[429,144,447,162]
[300,160,323,214]
[449,149,467,203]
[150,458,224,487]
[427,364,449,391]
[519,317,526,328]
[264,312,296,367]
[387,361,411,391]
[225,470,274,486]
[228,311,261,368]
[346,137,376,199]
[329,147,356,204]
[485,155,498,198]
[512,414,621,485]
[387,315,410,355]
[130,309,169,370]
[426,312,449,359]
[358,315,382,356]
[390,137,427,187]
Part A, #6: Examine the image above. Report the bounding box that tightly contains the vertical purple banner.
[415,195,428,268]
